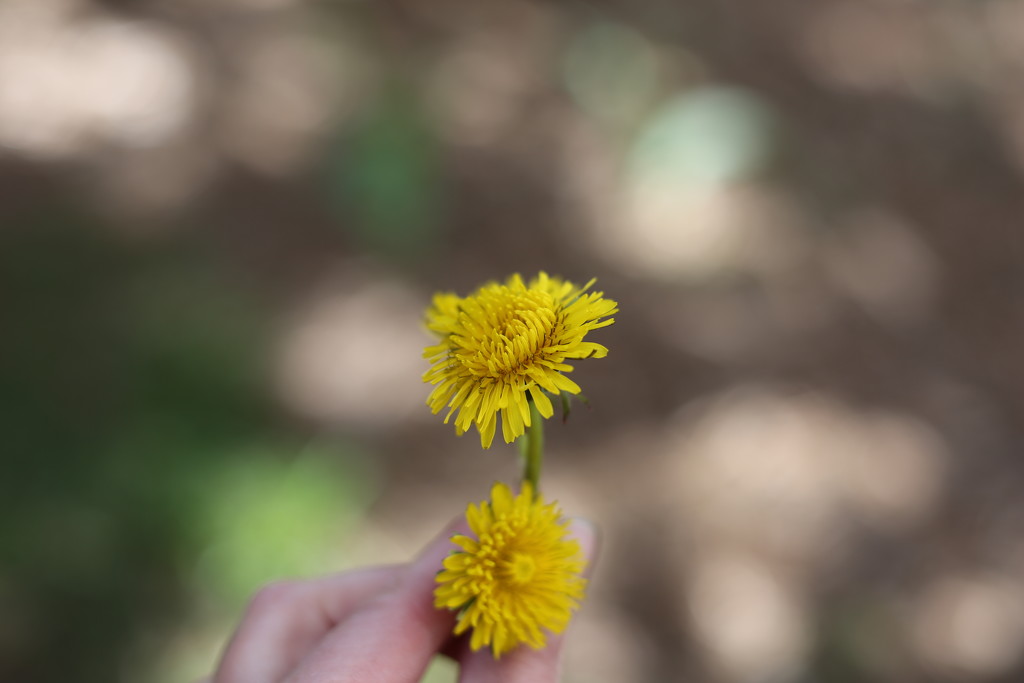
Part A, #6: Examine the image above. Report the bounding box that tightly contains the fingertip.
[567,517,600,576]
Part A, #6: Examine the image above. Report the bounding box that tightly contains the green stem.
[522,400,544,495]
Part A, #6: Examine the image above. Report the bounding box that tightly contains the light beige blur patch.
[426,21,555,147]
[275,270,429,429]
[610,184,808,283]
[823,209,939,328]
[911,573,1024,677]
[218,31,365,176]
[0,0,195,159]
[659,387,948,681]
[798,2,942,97]
[830,412,948,532]
[571,86,795,284]
[564,124,811,285]
[665,387,948,570]
[688,552,810,683]
[984,0,1024,70]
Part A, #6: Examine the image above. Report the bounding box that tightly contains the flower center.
[459,286,560,377]
[505,552,538,585]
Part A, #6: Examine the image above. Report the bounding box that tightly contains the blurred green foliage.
[0,213,375,681]
[326,87,445,261]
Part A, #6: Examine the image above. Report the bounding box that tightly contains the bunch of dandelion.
[423,272,617,658]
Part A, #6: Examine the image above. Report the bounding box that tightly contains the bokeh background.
[4,0,1024,681]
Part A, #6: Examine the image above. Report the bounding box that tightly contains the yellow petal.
[528,385,554,419]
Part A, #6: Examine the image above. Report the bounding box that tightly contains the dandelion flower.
[423,272,617,448]
[434,481,586,657]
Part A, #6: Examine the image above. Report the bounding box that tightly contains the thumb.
[456,518,600,683]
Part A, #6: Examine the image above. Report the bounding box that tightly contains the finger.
[214,566,403,683]
[284,517,466,683]
[457,518,600,683]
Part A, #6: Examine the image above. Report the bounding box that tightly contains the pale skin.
[203,518,598,683]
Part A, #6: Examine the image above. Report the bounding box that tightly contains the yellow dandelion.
[434,481,586,658]
[423,272,617,449]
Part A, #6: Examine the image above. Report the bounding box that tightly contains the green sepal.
[456,596,477,618]
[560,393,589,422]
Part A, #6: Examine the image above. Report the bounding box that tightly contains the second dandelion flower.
[422,272,618,449]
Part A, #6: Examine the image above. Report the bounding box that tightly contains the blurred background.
[3,0,1024,681]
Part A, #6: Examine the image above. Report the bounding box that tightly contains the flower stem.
[523,400,544,494]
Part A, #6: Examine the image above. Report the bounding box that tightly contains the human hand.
[205,517,598,683]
